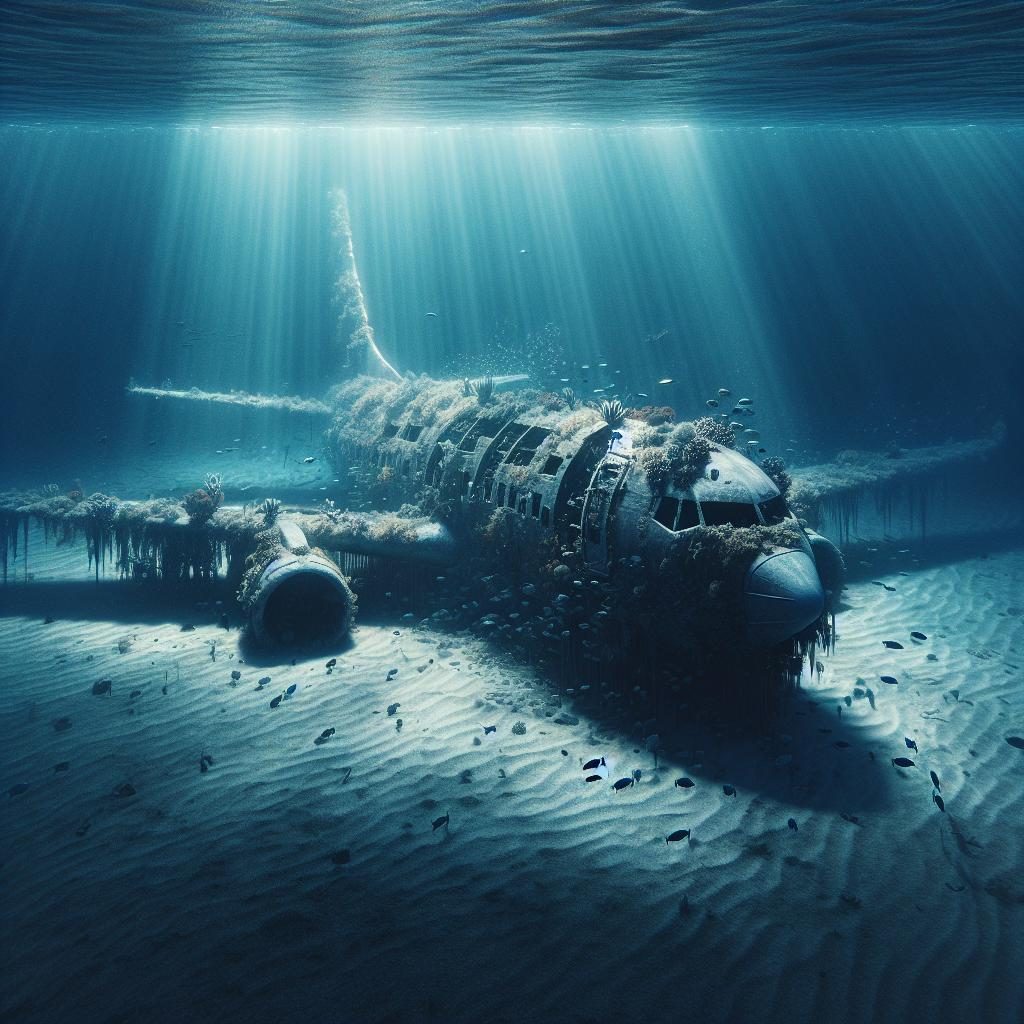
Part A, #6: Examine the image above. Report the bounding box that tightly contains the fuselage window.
[541,455,563,477]
[759,495,791,525]
[699,501,760,528]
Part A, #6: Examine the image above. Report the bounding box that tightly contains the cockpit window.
[699,501,760,528]
[653,496,679,530]
[653,496,701,532]
[677,500,700,529]
[759,495,792,525]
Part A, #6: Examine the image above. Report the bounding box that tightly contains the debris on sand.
[91,679,112,696]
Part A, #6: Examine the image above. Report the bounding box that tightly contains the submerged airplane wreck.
[0,377,842,694]
[0,190,1005,703]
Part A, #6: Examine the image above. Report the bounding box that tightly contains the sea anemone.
[598,399,626,429]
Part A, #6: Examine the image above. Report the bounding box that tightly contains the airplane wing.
[788,425,1005,541]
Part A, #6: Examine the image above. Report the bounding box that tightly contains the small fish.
[326,658,337,668]
[882,640,904,649]
[840,812,860,825]
[8,782,29,797]
[425,311,438,318]
[387,703,400,716]
[910,631,928,641]
[302,456,316,464]
[904,737,918,753]
[880,675,898,685]
[657,378,674,385]
[718,388,730,396]
[675,777,695,789]
[432,813,449,831]
[723,784,736,796]
[788,818,798,831]
[285,684,297,696]
[583,757,606,770]
[180,623,196,632]
[892,757,915,768]
[113,782,136,798]
[483,725,497,735]
[737,398,753,406]
[54,762,69,772]
[585,774,603,783]
[930,770,941,790]
[270,695,283,709]
[945,882,965,893]
[258,676,271,686]
[612,777,634,791]
[1006,736,1024,749]
[706,399,719,408]
[871,581,885,587]
[933,792,945,812]
[883,585,896,592]
[666,829,691,843]
[834,740,850,748]
[320,728,335,739]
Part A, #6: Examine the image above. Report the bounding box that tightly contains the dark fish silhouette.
[834,740,850,748]
[320,727,335,739]
[910,631,928,641]
[883,585,896,592]
[286,684,297,696]
[1006,737,1024,750]
[675,777,695,789]
[933,792,945,812]
[905,737,918,753]
[880,675,898,685]
[8,783,29,797]
[326,658,337,668]
[882,641,904,650]
[930,770,941,790]
[612,777,634,791]
[583,757,606,771]
[483,725,497,735]
[113,782,136,797]
[585,774,602,783]
[892,757,915,768]
[91,679,112,696]
[54,762,69,772]
[723,784,737,796]
[666,829,691,843]
[840,812,860,825]
[269,695,283,709]
[788,818,798,831]
[432,813,449,831]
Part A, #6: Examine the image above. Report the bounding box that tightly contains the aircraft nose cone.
[744,548,825,646]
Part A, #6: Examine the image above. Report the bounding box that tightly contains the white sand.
[2,522,1023,1024]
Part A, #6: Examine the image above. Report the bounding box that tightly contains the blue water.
[3,1,1023,125]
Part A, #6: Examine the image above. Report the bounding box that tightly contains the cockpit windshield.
[699,501,760,528]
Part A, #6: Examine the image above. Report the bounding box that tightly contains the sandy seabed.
[2,526,1023,1024]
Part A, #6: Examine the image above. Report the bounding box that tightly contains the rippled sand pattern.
[1,532,1022,1023]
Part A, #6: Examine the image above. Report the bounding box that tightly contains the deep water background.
[2,126,1023,488]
